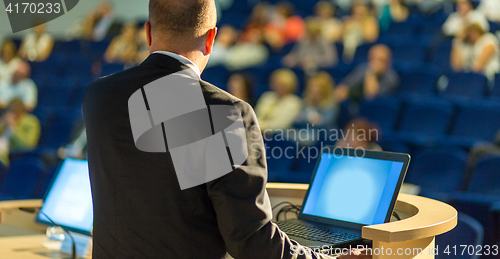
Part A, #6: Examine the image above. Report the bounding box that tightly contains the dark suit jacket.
[83,53,332,259]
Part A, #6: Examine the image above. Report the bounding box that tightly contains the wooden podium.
[266,183,458,259]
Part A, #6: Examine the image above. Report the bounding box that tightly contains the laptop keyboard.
[276,221,361,245]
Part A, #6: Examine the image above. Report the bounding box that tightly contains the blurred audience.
[0,99,41,165]
[442,0,489,37]
[451,23,500,80]
[0,62,38,111]
[377,0,410,33]
[282,18,338,74]
[477,0,500,23]
[342,2,379,62]
[255,69,301,131]
[312,1,343,42]
[227,73,255,106]
[264,2,305,50]
[0,40,22,86]
[335,118,382,151]
[105,22,139,64]
[294,72,339,131]
[336,44,399,103]
[18,21,54,62]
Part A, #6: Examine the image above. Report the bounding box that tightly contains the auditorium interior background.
[0,0,500,257]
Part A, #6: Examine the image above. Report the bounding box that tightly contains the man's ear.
[205,27,218,55]
[145,21,152,48]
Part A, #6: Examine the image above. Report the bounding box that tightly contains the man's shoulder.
[199,79,253,113]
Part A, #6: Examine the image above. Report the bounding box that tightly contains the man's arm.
[205,101,369,259]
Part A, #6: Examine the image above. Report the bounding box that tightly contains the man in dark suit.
[84,0,370,258]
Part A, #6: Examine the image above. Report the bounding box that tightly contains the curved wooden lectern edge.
[362,193,457,243]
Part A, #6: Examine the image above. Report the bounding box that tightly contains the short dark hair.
[149,0,216,39]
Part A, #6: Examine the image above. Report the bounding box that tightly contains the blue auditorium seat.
[442,72,488,100]
[388,21,417,36]
[353,43,375,63]
[405,147,467,195]
[436,213,483,259]
[394,98,454,145]
[466,155,500,195]
[88,40,111,56]
[431,40,452,72]
[37,78,79,109]
[442,102,500,147]
[358,96,401,135]
[218,13,248,30]
[0,157,46,200]
[56,40,82,54]
[37,110,82,150]
[392,44,427,65]
[398,70,439,97]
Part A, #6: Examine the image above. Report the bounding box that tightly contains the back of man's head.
[149,0,217,46]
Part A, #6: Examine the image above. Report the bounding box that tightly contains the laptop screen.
[37,159,93,235]
[301,151,404,226]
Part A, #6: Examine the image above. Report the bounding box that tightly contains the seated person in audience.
[294,72,339,145]
[207,25,237,68]
[0,99,41,165]
[135,28,150,64]
[255,69,302,131]
[477,0,500,22]
[336,44,399,103]
[59,124,87,160]
[377,0,409,33]
[282,18,338,74]
[451,23,500,80]
[18,20,54,62]
[0,62,38,111]
[312,1,343,42]
[335,118,382,151]
[0,40,22,86]
[227,73,255,107]
[224,27,269,71]
[80,1,115,41]
[442,0,489,37]
[264,2,305,50]
[341,2,379,61]
[240,2,271,43]
[105,22,139,64]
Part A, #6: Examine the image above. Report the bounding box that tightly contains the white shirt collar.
[153,51,201,78]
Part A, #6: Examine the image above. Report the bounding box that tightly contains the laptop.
[276,147,410,249]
